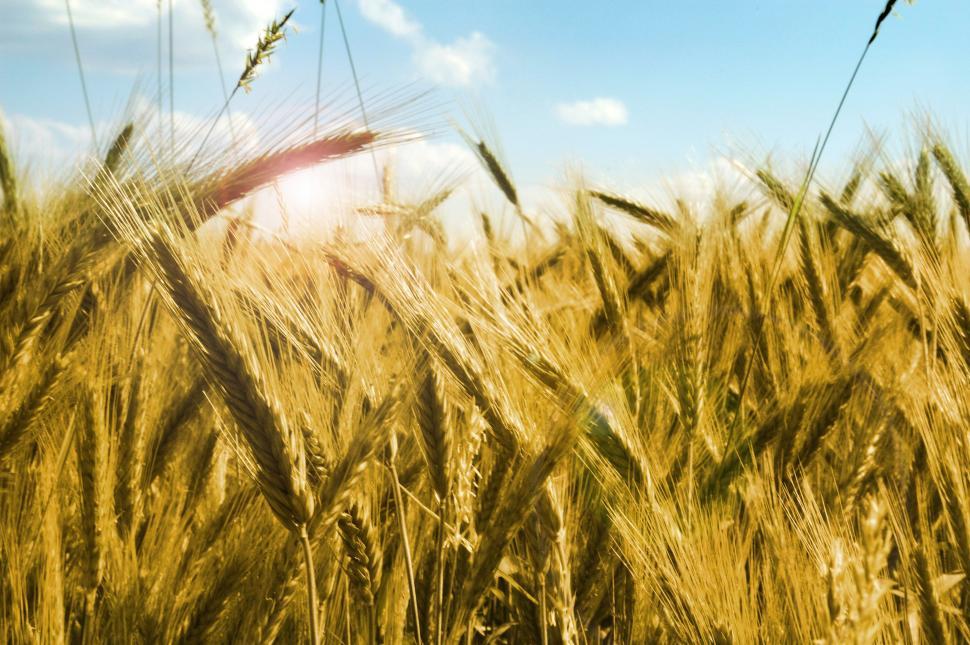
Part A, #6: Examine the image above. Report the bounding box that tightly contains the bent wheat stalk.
[126,229,320,643]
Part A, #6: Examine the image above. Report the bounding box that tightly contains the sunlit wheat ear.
[199,0,217,39]
[494,325,645,486]
[300,423,329,487]
[237,9,294,94]
[796,214,842,365]
[189,7,295,168]
[75,388,107,637]
[193,131,378,217]
[321,248,523,452]
[144,375,207,488]
[137,230,328,643]
[575,189,625,334]
[476,141,518,209]
[113,361,144,538]
[532,483,578,642]
[932,142,970,232]
[463,135,536,230]
[756,168,795,212]
[257,393,398,643]
[310,392,398,535]
[0,245,95,395]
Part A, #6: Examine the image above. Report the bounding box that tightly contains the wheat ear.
[591,190,676,232]
[148,236,313,529]
[932,142,970,234]
[413,355,452,502]
[449,424,577,641]
[189,8,295,168]
[338,503,383,641]
[141,233,321,643]
[0,123,18,217]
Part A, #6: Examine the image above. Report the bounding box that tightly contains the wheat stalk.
[189,9,295,168]
[128,230,321,643]
[147,235,313,530]
[449,422,577,641]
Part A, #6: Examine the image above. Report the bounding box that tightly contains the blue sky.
[1,0,968,224]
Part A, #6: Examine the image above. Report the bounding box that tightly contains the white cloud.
[355,0,494,87]
[35,0,155,29]
[0,110,91,176]
[1,0,286,70]
[556,98,629,127]
[415,33,494,86]
[0,94,258,178]
[357,0,421,39]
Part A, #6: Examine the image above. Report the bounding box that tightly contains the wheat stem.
[300,524,321,645]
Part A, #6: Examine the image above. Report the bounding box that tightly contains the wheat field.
[3,108,970,643]
[6,1,970,644]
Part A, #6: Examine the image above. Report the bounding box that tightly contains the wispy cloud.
[357,0,421,39]
[356,0,495,86]
[414,33,494,86]
[0,94,257,176]
[1,0,285,70]
[556,98,629,127]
